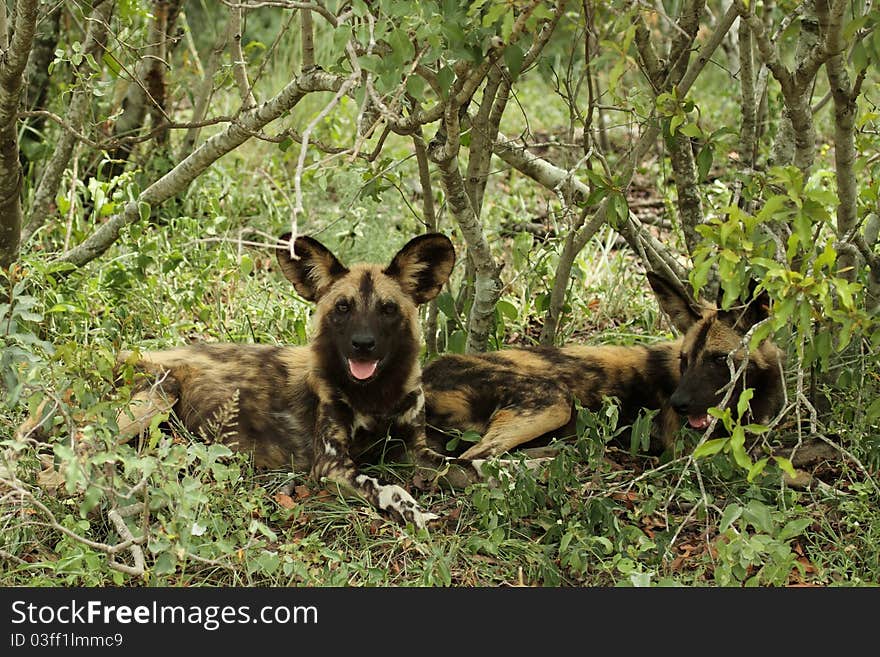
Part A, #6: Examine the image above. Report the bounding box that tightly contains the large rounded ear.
[646,271,703,333]
[718,280,771,332]
[383,233,455,304]
[276,233,348,301]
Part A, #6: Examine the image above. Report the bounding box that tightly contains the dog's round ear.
[383,233,455,304]
[276,233,348,301]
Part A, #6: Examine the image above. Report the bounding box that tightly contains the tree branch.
[230,4,257,109]
[53,69,343,268]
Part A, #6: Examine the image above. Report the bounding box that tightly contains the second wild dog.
[422,272,785,459]
[117,232,465,528]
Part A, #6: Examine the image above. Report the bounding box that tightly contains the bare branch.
[737,2,793,96]
[0,0,40,88]
[301,6,315,69]
[178,27,227,159]
[230,4,257,109]
[54,69,344,268]
[219,0,342,28]
[289,41,360,248]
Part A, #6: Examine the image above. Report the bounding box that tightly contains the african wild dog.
[117,232,465,528]
[422,272,785,459]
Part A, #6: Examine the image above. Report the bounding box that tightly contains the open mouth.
[687,414,712,430]
[347,358,380,382]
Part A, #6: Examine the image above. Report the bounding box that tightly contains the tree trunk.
[413,132,440,356]
[820,0,859,284]
[0,0,40,270]
[24,1,113,239]
[738,11,757,167]
[434,154,501,353]
[103,0,183,180]
[666,131,704,258]
[20,1,60,166]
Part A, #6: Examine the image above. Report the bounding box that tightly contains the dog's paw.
[376,483,437,529]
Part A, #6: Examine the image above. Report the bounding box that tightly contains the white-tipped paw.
[377,483,437,529]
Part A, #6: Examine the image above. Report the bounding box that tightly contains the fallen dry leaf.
[274,493,295,509]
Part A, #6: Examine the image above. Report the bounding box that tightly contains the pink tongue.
[688,415,711,430]
[348,359,378,380]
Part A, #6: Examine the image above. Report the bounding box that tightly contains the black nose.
[670,390,689,415]
[351,334,376,353]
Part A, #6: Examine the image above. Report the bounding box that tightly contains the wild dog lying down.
[423,272,785,459]
[117,233,464,529]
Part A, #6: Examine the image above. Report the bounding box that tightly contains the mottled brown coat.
[423,273,785,458]
[119,233,461,528]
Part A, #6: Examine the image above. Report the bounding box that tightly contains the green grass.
[3,191,878,586]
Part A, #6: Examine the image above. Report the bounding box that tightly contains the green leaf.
[591,536,614,554]
[866,397,880,422]
[743,500,774,534]
[437,66,454,99]
[696,144,714,181]
[793,210,812,246]
[103,53,122,77]
[719,504,743,532]
[461,430,482,444]
[504,44,525,81]
[730,426,752,469]
[357,54,383,74]
[756,194,789,222]
[80,485,103,517]
[436,292,457,320]
[496,299,518,321]
[772,456,797,478]
[249,520,278,542]
[606,192,629,227]
[387,28,415,64]
[737,388,754,420]
[813,329,832,368]
[447,329,466,354]
[405,74,425,100]
[747,457,768,482]
[813,240,837,273]
[560,531,573,552]
[501,9,515,41]
[778,518,812,542]
[239,254,254,278]
[153,551,177,575]
[138,201,151,222]
[692,438,727,459]
[207,443,234,460]
[679,123,703,139]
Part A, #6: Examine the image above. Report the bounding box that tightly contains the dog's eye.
[335,300,350,314]
[714,354,729,365]
[380,301,398,316]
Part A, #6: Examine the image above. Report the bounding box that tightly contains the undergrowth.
[2,45,878,587]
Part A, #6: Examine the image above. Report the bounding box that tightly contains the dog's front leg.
[390,393,480,490]
[312,405,438,529]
